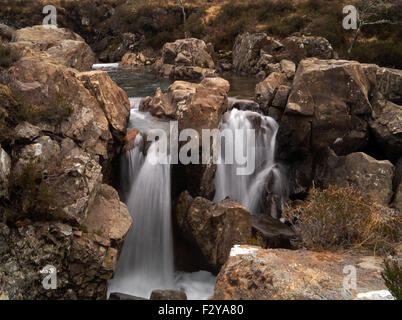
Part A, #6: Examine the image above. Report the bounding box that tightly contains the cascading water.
[108,139,175,298]
[214,108,288,218]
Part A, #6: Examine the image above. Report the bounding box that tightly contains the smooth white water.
[109,141,176,298]
[214,108,287,218]
[92,63,120,70]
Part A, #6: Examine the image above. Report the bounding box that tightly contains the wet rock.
[77,70,131,138]
[123,129,141,152]
[160,38,215,79]
[175,191,252,269]
[109,292,147,300]
[0,145,11,198]
[213,246,392,300]
[150,290,187,300]
[230,99,260,112]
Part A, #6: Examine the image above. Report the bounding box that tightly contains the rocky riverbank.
[0,20,401,300]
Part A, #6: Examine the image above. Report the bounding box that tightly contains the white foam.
[92,63,120,70]
[230,245,259,257]
[357,290,394,300]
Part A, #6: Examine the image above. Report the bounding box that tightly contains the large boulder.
[14,25,95,71]
[8,54,113,160]
[0,215,131,299]
[142,77,229,136]
[316,151,394,206]
[278,58,374,160]
[77,70,131,138]
[232,33,334,75]
[213,245,393,300]
[377,67,402,104]
[142,77,229,197]
[159,38,215,79]
[175,191,252,269]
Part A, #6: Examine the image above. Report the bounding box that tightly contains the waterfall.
[214,108,287,218]
[108,139,175,298]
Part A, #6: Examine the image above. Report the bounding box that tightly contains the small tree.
[176,0,189,38]
[348,0,395,53]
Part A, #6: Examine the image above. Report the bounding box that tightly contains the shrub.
[283,186,401,254]
[382,258,402,300]
[0,42,17,69]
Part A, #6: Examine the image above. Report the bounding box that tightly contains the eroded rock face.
[0,26,132,299]
[0,218,131,300]
[255,72,287,112]
[77,70,131,138]
[159,38,216,79]
[232,33,334,75]
[213,246,392,300]
[14,25,95,71]
[142,77,229,136]
[316,151,394,206]
[121,52,155,67]
[278,58,374,160]
[175,191,252,269]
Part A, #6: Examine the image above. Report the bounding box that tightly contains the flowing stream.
[103,65,285,299]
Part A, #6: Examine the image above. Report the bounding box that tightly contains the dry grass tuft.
[283,185,402,254]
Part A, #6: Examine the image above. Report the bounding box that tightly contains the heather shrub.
[283,186,401,254]
[382,257,402,300]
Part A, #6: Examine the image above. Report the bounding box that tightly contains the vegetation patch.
[283,185,401,254]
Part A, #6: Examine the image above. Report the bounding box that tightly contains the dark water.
[107,67,258,99]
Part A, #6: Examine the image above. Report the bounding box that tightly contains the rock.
[0,221,126,299]
[77,70,131,138]
[251,215,295,248]
[233,33,334,75]
[0,24,15,42]
[14,25,95,71]
[14,121,42,141]
[8,54,113,160]
[280,59,296,79]
[271,85,291,109]
[150,290,187,300]
[121,52,155,67]
[369,99,402,160]
[377,67,402,104]
[230,99,260,112]
[143,77,229,138]
[277,36,335,62]
[278,58,373,160]
[0,145,11,198]
[255,72,287,111]
[175,191,252,269]
[160,38,215,79]
[109,292,147,300]
[46,40,96,72]
[232,33,271,75]
[394,184,402,212]
[123,129,141,152]
[317,151,394,206]
[81,184,132,249]
[213,246,392,300]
